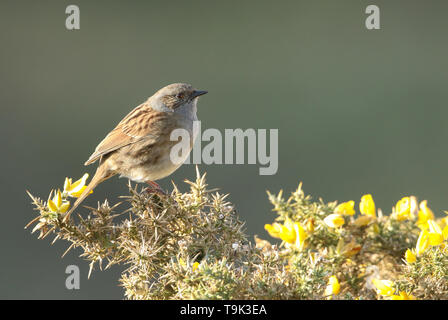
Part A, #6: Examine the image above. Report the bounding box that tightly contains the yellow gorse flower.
[294,222,308,251]
[324,275,340,299]
[416,200,435,230]
[179,259,200,272]
[416,229,430,256]
[266,219,296,244]
[441,212,448,229]
[335,201,355,216]
[47,189,70,214]
[265,219,308,250]
[264,222,284,239]
[372,278,416,300]
[192,262,200,272]
[64,173,91,198]
[392,197,413,221]
[324,214,345,228]
[391,291,416,300]
[372,279,395,297]
[444,225,448,241]
[404,248,416,264]
[427,220,445,246]
[360,194,376,218]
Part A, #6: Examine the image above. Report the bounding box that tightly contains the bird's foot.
[144,181,167,196]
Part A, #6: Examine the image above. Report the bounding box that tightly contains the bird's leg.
[144,180,166,195]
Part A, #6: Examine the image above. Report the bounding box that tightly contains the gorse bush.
[27,169,448,299]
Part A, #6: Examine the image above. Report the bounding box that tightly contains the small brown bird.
[64,83,207,221]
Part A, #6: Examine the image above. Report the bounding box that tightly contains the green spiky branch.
[26,169,448,299]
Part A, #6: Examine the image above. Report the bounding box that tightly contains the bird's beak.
[192,90,208,99]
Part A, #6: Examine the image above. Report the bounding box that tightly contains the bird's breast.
[107,117,197,183]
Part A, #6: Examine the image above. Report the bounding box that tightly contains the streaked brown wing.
[84,105,168,165]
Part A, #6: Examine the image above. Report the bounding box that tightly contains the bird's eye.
[176,93,185,99]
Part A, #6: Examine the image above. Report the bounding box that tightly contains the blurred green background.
[1,0,447,299]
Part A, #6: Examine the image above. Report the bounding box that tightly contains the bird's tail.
[63,164,114,222]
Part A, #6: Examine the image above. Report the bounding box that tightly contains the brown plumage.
[64,83,207,221]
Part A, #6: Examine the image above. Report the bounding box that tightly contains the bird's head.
[148,83,207,113]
